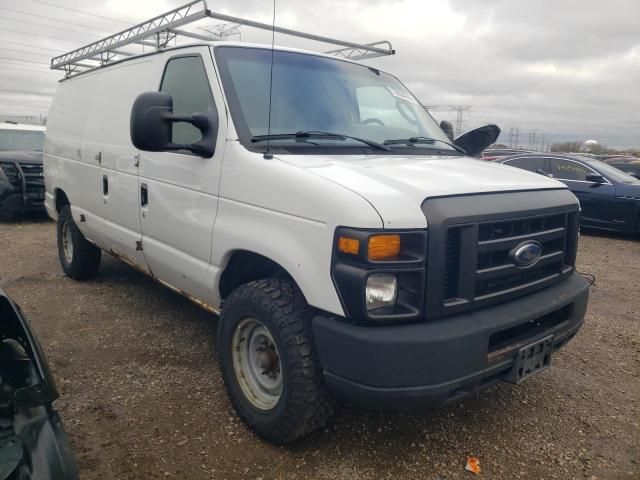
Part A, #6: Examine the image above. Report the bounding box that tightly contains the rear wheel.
[217,279,334,444]
[57,205,101,279]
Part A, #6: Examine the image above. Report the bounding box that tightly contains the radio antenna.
[264,0,276,160]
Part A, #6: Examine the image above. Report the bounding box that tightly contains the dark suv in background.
[497,152,640,234]
[0,122,46,221]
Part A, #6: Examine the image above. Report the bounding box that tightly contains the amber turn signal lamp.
[368,234,401,260]
[338,236,360,255]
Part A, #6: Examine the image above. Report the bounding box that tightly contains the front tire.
[57,205,101,279]
[217,279,334,444]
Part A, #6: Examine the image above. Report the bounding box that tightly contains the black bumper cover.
[312,273,589,409]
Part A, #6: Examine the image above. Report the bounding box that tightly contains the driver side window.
[356,86,419,136]
[160,55,215,145]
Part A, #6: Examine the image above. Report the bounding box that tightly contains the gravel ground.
[0,217,638,480]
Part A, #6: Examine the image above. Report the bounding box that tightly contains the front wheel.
[217,279,334,444]
[57,205,101,279]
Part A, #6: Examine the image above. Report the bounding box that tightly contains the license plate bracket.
[505,335,553,384]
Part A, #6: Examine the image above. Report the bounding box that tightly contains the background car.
[481,147,534,161]
[0,122,46,221]
[496,152,640,234]
[605,158,640,179]
[0,288,79,479]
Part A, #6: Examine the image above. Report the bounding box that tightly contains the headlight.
[332,227,427,323]
[366,273,398,310]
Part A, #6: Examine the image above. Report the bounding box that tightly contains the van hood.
[278,154,569,228]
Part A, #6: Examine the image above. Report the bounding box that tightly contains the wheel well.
[54,189,70,213]
[219,251,288,299]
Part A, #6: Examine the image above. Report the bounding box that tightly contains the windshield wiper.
[251,130,391,152]
[383,136,467,155]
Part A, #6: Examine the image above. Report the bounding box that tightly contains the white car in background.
[0,122,46,220]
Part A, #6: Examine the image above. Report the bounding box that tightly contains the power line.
[25,0,132,25]
[2,66,56,73]
[0,17,100,38]
[0,27,95,44]
[0,57,49,66]
[0,47,54,58]
[1,40,65,53]
[0,6,112,33]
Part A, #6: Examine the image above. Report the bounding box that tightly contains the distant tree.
[550,141,583,153]
[587,143,608,155]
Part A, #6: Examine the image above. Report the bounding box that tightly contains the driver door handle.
[140,183,148,207]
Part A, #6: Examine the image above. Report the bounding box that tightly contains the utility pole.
[528,129,538,150]
[452,105,472,137]
[199,23,242,41]
[423,105,472,137]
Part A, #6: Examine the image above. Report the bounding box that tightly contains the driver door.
[137,49,226,305]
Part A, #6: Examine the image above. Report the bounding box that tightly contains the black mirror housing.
[130,91,218,158]
[585,173,606,184]
[453,124,501,157]
[439,120,454,141]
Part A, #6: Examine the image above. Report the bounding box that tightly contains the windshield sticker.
[387,87,420,105]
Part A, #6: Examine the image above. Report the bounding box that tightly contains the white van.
[44,15,590,443]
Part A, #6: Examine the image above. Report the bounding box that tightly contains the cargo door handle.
[140,183,148,207]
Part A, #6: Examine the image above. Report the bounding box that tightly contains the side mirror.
[625,171,640,179]
[130,91,217,158]
[453,124,501,157]
[585,173,606,184]
[439,120,454,141]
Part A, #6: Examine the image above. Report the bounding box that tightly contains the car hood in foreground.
[278,154,568,228]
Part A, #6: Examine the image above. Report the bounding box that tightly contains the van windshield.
[0,129,45,151]
[214,46,454,153]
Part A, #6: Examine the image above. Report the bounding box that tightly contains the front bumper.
[312,272,589,409]
[0,189,46,215]
[0,161,45,216]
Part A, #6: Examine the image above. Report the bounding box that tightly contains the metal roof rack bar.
[203,10,394,57]
[325,41,395,61]
[50,0,394,78]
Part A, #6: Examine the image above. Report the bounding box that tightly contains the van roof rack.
[50,0,395,78]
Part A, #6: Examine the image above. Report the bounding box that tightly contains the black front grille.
[443,227,462,300]
[0,161,45,206]
[0,162,19,185]
[422,190,580,319]
[443,211,577,310]
[474,213,569,299]
[18,162,44,190]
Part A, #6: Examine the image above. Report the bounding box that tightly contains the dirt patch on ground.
[0,218,638,479]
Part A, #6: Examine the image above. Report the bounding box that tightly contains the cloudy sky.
[1,0,639,148]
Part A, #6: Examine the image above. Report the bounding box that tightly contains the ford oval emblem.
[510,240,543,267]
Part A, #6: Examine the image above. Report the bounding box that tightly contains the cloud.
[0,0,637,147]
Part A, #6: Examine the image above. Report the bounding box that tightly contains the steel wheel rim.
[61,221,74,264]
[231,317,283,410]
